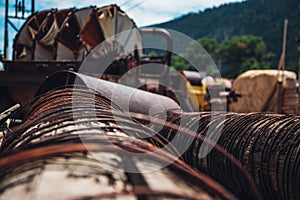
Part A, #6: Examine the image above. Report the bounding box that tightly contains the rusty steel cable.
[131,112,262,200]
[144,111,299,200]
[0,85,238,200]
[1,86,177,155]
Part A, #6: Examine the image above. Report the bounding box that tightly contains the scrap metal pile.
[0,71,298,199]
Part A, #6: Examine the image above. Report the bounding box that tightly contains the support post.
[4,0,9,59]
[277,19,288,113]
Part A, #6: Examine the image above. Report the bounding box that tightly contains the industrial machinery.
[0,3,298,200]
[0,4,206,113]
[0,70,298,200]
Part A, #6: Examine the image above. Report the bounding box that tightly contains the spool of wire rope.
[0,85,237,200]
[149,111,299,200]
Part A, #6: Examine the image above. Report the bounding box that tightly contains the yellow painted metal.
[186,81,207,111]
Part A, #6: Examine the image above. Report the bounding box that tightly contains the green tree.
[148,51,158,57]
[197,38,219,59]
[171,55,189,71]
[155,0,300,71]
[239,57,271,73]
[183,38,219,75]
[218,35,272,78]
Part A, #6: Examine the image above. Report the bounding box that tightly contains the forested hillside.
[152,0,300,71]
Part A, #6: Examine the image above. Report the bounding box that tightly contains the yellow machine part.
[186,82,207,111]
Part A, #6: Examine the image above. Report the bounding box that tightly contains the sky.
[0,0,244,59]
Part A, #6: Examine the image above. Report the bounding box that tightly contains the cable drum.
[0,85,237,200]
[151,111,300,200]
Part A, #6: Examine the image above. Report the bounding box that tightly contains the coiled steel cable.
[1,86,176,154]
[0,85,237,200]
[146,111,299,200]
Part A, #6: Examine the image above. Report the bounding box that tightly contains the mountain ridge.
[150,0,300,70]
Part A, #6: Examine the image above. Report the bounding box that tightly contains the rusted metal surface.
[0,57,134,112]
[2,70,291,200]
[0,5,187,114]
[282,86,299,114]
[148,111,300,200]
[0,104,20,144]
[12,9,51,61]
[2,60,81,73]
[0,142,234,200]
[0,4,161,113]
[0,86,237,200]
[1,86,175,154]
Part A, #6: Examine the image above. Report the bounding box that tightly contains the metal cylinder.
[36,71,181,116]
[0,85,236,200]
[150,111,300,200]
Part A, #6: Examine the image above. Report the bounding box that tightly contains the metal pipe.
[140,28,173,59]
[4,0,9,59]
[36,71,181,115]
[22,0,25,18]
[139,28,173,87]
[31,0,34,14]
